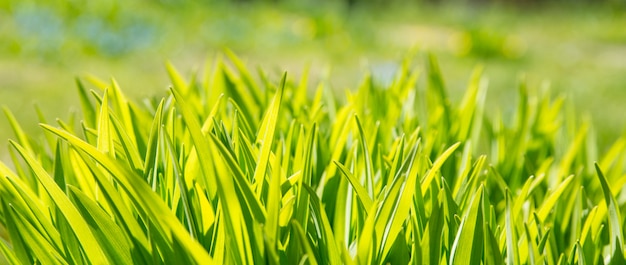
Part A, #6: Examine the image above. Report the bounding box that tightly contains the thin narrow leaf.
[10,141,109,264]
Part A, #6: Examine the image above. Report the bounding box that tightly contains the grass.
[1,1,626,150]
[1,52,626,264]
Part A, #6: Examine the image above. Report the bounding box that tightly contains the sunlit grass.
[1,52,626,264]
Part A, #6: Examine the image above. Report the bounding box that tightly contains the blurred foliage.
[1,1,157,58]
[0,0,625,153]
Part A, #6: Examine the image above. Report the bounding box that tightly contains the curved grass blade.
[207,132,267,222]
[595,163,625,262]
[0,239,21,265]
[40,125,213,264]
[253,73,285,195]
[224,49,263,106]
[142,99,165,180]
[110,113,144,171]
[0,166,66,253]
[291,220,320,265]
[166,61,189,95]
[9,140,109,264]
[6,204,68,265]
[2,201,34,264]
[334,160,374,214]
[3,107,35,154]
[302,184,342,265]
[67,185,134,265]
[420,142,461,194]
[76,78,97,128]
[265,141,283,249]
[72,148,151,257]
[376,163,420,264]
[354,115,375,197]
[109,79,138,145]
[536,175,574,221]
[169,86,254,263]
[162,128,199,239]
[505,189,520,265]
[450,185,484,265]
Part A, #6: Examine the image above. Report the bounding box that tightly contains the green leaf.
[458,66,487,142]
[421,142,461,194]
[224,49,264,107]
[0,168,65,252]
[67,185,134,265]
[72,147,151,258]
[252,73,285,195]
[40,125,213,264]
[334,160,374,214]
[162,128,199,239]
[5,203,68,265]
[76,78,97,128]
[169,86,254,264]
[483,219,504,265]
[595,163,625,262]
[96,89,113,156]
[207,132,267,222]
[505,189,520,265]
[302,184,342,265]
[2,200,34,264]
[0,238,21,265]
[265,141,283,250]
[375,154,420,264]
[450,185,484,265]
[166,61,189,95]
[143,99,164,183]
[354,115,375,198]
[291,220,319,265]
[3,107,35,155]
[536,175,574,221]
[10,140,109,264]
[109,111,144,171]
[109,79,138,145]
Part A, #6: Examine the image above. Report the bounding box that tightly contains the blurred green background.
[1,0,625,152]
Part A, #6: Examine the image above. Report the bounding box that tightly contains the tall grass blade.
[9,141,109,264]
[595,163,625,263]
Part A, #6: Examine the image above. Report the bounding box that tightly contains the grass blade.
[67,185,134,265]
[595,163,625,262]
[39,125,213,264]
[334,160,374,214]
[252,73,285,195]
[450,185,484,265]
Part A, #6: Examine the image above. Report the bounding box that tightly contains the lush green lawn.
[1,1,625,149]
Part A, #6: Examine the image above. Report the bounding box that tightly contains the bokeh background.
[1,0,625,151]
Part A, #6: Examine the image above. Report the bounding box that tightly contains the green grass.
[1,52,626,264]
[1,1,626,150]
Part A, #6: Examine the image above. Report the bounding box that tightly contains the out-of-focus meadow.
[1,0,625,149]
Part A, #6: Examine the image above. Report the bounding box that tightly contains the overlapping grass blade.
[5,203,67,265]
[252,73,285,195]
[40,124,213,264]
[9,141,109,264]
[595,163,625,262]
[67,185,134,264]
[450,185,484,265]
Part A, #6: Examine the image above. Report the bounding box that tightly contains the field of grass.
[2,1,626,264]
[1,1,625,149]
[2,49,626,264]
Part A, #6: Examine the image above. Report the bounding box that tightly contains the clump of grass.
[1,52,625,264]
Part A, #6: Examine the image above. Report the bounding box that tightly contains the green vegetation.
[1,53,626,264]
[1,1,626,149]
